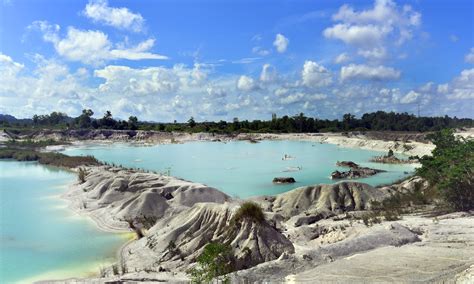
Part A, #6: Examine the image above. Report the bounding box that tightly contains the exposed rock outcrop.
[331,160,385,179]
[370,155,416,164]
[273,177,296,184]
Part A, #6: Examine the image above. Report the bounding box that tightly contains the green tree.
[188,117,196,128]
[77,109,94,128]
[417,129,474,211]
[187,243,233,283]
[128,116,138,130]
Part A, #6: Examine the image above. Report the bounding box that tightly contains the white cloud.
[280,92,305,105]
[323,23,390,47]
[206,86,226,98]
[400,90,419,104]
[252,46,271,56]
[274,87,289,97]
[437,83,449,94]
[280,92,327,105]
[449,69,474,99]
[232,57,261,64]
[323,0,421,50]
[334,52,350,64]
[84,0,144,32]
[94,64,208,95]
[357,47,386,60]
[273,33,289,53]
[0,53,24,76]
[465,47,474,64]
[32,23,167,65]
[237,75,258,92]
[260,64,277,82]
[340,64,400,81]
[419,82,435,93]
[301,60,332,88]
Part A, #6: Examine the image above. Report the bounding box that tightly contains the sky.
[0,0,473,122]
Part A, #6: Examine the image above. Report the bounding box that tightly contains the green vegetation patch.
[231,202,265,225]
[187,242,233,283]
[417,129,474,211]
[0,148,99,169]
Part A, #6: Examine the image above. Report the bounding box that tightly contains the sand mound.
[122,203,294,273]
[64,167,231,229]
[269,182,387,218]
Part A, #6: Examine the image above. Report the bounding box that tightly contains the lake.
[0,161,128,283]
[0,140,417,282]
[62,140,418,198]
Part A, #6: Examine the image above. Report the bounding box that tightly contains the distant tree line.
[0,110,472,133]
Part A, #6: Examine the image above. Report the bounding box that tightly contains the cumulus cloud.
[437,83,449,94]
[260,64,277,82]
[0,53,24,76]
[465,47,474,64]
[400,90,419,104]
[301,60,332,88]
[449,69,474,99]
[334,52,350,64]
[340,64,401,81]
[280,92,327,105]
[237,75,259,92]
[30,22,167,65]
[324,24,390,47]
[357,47,386,60]
[323,0,421,59]
[94,63,208,95]
[273,33,289,53]
[83,0,144,32]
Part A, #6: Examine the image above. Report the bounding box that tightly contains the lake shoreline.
[4,128,444,157]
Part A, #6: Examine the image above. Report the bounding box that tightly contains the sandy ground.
[254,132,435,157]
[286,213,474,283]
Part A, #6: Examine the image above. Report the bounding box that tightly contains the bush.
[78,167,87,183]
[187,242,233,283]
[231,202,265,224]
[360,212,381,227]
[417,129,474,211]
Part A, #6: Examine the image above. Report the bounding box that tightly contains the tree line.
[0,110,472,133]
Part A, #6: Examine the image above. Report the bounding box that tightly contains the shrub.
[360,212,382,227]
[417,129,474,211]
[187,242,233,283]
[231,202,265,224]
[78,167,86,183]
[387,149,394,157]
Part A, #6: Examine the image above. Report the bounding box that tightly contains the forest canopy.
[1,110,472,133]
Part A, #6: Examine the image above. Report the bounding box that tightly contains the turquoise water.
[63,140,417,198]
[0,161,128,283]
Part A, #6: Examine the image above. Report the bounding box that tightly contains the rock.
[294,211,335,227]
[370,155,415,164]
[331,167,385,179]
[273,177,296,184]
[336,161,360,168]
[333,161,385,179]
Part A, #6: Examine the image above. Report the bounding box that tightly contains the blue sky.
[0,0,473,121]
